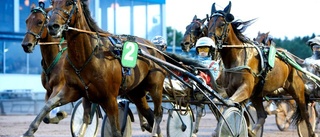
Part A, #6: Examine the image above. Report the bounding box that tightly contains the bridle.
[207,12,230,49]
[50,0,78,31]
[26,6,48,45]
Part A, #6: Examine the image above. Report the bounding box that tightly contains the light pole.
[1,42,8,74]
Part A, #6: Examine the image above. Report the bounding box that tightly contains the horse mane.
[230,18,257,44]
[81,0,108,33]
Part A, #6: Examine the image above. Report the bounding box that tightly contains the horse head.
[181,15,207,52]
[254,31,273,46]
[21,2,51,53]
[47,0,80,37]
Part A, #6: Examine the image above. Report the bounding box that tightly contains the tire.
[166,105,193,137]
[70,100,99,137]
[297,103,316,137]
[246,105,263,137]
[101,105,132,137]
[275,101,292,131]
[216,107,248,137]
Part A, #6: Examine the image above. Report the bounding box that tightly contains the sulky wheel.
[101,104,132,137]
[70,100,99,137]
[166,105,193,137]
[216,107,248,137]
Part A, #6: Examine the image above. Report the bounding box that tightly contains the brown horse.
[207,2,316,137]
[21,3,104,137]
[253,31,274,46]
[181,15,208,52]
[45,0,167,137]
[21,3,69,124]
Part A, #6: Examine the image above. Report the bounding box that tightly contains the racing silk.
[303,56,320,97]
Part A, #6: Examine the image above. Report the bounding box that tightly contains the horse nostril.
[48,23,60,31]
[22,43,32,47]
[52,24,60,30]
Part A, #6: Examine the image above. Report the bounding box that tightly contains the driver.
[194,37,220,80]
[303,36,320,97]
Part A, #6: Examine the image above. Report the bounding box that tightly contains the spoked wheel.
[166,105,193,137]
[275,101,293,131]
[246,105,263,137]
[216,107,248,137]
[101,104,132,137]
[297,103,316,137]
[70,100,99,137]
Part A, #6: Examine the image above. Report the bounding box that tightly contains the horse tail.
[290,94,312,126]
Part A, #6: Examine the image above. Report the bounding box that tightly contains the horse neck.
[65,12,97,66]
[220,31,248,68]
[39,32,65,69]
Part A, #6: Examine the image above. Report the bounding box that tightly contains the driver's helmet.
[151,36,167,51]
[307,36,320,57]
[307,36,320,48]
[195,37,216,57]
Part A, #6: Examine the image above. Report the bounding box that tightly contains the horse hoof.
[211,130,217,137]
[248,129,256,137]
[43,117,50,124]
[56,111,68,120]
[22,133,34,137]
[141,123,152,133]
[192,133,197,137]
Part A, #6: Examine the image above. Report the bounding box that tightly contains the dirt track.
[1,113,319,137]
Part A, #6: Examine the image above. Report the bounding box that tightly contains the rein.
[42,38,68,90]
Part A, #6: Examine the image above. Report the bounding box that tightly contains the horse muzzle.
[47,22,64,38]
[21,42,35,53]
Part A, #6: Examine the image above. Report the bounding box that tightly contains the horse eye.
[66,0,73,6]
[37,20,44,26]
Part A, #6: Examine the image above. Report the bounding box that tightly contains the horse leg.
[77,98,92,137]
[295,98,317,137]
[127,91,154,133]
[101,97,122,137]
[137,110,150,132]
[23,91,74,137]
[249,97,267,137]
[43,91,67,124]
[192,104,204,137]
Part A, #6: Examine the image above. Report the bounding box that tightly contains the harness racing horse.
[45,0,167,137]
[207,2,316,137]
[181,15,208,52]
[21,3,69,124]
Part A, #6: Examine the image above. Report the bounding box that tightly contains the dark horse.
[44,0,166,137]
[21,3,69,124]
[207,2,316,137]
[181,15,208,52]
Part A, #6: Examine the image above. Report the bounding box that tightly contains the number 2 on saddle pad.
[121,41,138,68]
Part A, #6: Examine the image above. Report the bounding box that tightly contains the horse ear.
[225,13,234,23]
[30,3,36,10]
[193,15,197,21]
[39,1,45,9]
[224,1,232,14]
[200,18,206,24]
[211,3,216,15]
[45,7,53,13]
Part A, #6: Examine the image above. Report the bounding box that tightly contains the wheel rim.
[71,101,98,137]
[167,106,193,137]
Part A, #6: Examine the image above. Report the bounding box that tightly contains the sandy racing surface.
[1,113,319,137]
